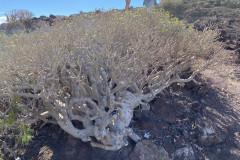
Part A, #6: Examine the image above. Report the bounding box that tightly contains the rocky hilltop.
[157,0,240,60]
[0,14,77,34]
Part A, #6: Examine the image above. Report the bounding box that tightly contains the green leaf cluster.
[0,105,33,147]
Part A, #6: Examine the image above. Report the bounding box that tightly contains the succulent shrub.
[0,8,225,150]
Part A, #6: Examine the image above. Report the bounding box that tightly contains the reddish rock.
[139,120,155,130]
[153,99,176,124]
[156,120,169,130]
[128,140,170,160]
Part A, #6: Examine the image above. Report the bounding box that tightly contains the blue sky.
[0,0,161,24]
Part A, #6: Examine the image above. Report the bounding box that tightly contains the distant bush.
[4,9,34,22]
[159,0,188,17]
[0,8,225,151]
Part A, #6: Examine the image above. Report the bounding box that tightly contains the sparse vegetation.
[0,150,3,160]
[1,9,35,35]
[0,102,33,147]
[160,0,240,12]
[4,9,34,22]
[0,7,225,153]
[160,0,189,16]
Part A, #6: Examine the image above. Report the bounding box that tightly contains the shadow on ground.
[18,74,240,160]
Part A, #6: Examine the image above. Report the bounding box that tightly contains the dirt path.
[201,54,240,119]
[197,53,240,160]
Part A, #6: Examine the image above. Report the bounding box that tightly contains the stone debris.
[234,132,240,149]
[197,126,227,146]
[144,132,151,139]
[174,146,195,160]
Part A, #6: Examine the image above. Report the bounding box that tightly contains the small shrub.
[0,101,33,158]
[4,9,34,22]
[18,123,33,146]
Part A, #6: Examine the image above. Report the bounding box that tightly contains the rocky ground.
[1,0,240,160]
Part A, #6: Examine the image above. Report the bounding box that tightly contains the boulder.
[49,14,56,19]
[128,140,171,160]
[197,126,227,146]
[153,99,176,124]
[174,146,195,160]
[39,16,47,20]
[156,120,169,130]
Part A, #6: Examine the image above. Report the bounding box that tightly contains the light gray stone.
[197,126,227,146]
[234,132,240,149]
[175,146,195,160]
